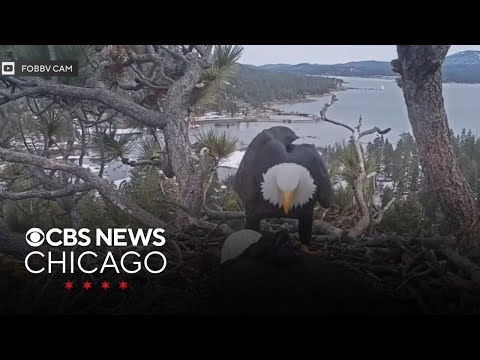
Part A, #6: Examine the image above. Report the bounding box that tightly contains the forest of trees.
[310,127,480,238]
[315,128,480,237]
[225,65,340,107]
[195,64,340,115]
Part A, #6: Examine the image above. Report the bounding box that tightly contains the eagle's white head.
[260,162,316,214]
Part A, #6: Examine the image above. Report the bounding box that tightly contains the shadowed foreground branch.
[0,183,93,200]
[0,147,166,229]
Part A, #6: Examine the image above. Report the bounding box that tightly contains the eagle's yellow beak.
[281,191,293,214]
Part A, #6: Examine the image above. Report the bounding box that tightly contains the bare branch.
[319,94,339,118]
[359,127,392,138]
[117,82,143,91]
[120,157,164,167]
[318,94,355,133]
[187,216,235,237]
[17,117,35,154]
[320,117,355,133]
[76,108,118,127]
[26,98,55,116]
[146,46,174,84]
[134,76,170,90]
[0,173,33,181]
[204,45,213,56]
[355,115,363,131]
[204,208,246,221]
[129,64,170,90]
[0,183,93,200]
[193,45,211,57]
[0,88,41,105]
[83,48,98,69]
[0,77,165,128]
[442,247,480,285]
[373,198,396,225]
[158,45,188,63]
[203,207,346,237]
[158,63,174,83]
[317,94,389,237]
[0,147,166,229]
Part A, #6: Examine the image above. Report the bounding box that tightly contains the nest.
[1,227,480,315]
[301,234,480,314]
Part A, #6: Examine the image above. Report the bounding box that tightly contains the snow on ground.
[81,163,96,171]
[372,194,382,208]
[114,128,142,135]
[379,181,394,188]
[196,114,234,121]
[219,150,245,169]
[55,155,84,160]
[333,179,349,190]
[81,163,109,178]
[113,177,131,188]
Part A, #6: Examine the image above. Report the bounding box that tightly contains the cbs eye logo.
[25,228,45,247]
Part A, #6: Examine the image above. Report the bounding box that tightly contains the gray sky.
[239,45,480,65]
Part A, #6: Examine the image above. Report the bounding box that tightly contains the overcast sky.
[239,45,480,65]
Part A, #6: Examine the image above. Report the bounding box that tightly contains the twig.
[359,127,392,138]
[0,183,93,200]
[373,198,395,225]
[442,247,480,285]
[321,117,354,132]
[395,269,432,291]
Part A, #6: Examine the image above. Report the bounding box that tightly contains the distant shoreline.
[266,86,346,110]
[192,88,344,125]
[266,92,331,107]
[330,74,480,85]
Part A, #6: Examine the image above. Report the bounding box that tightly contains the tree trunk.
[162,113,204,221]
[393,45,479,235]
[349,128,371,237]
[162,56,207,222]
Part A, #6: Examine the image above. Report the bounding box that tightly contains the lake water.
[192,76,480,148]
[94,76,480,184]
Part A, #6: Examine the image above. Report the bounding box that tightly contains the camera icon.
[1,62,15,75]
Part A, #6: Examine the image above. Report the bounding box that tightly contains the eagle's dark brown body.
[234,126,334,244]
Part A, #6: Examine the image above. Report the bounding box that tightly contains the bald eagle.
[234,126,334,245]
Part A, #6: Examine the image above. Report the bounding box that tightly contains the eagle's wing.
[286,144,334,208]
[234,134,288,203]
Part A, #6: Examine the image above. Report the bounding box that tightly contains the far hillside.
[255,50,480,84]
[204,64,341,114]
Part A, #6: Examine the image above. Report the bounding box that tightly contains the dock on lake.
[193,113,319,125]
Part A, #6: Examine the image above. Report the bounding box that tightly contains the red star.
[65,280,73,290]
[101,280,110,290]
[83,281,92,290]
[119,281,128,290]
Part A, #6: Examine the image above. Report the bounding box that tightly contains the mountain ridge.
[253,50,480,83]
